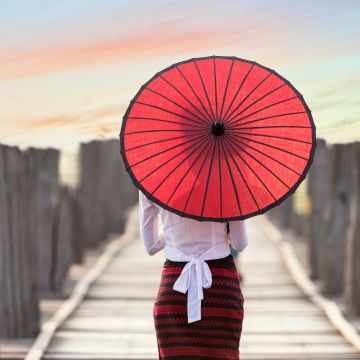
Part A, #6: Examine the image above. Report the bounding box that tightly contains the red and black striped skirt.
[153,254,244,360]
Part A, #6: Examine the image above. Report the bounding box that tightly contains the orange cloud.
[21,104,123,130]
[22,116,78,129]
[0,22,258,82]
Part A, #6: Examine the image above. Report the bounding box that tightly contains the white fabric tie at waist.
[173,256,212,323]
[165,242,230,323]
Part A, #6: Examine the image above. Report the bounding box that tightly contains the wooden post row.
[76,139,138,248]
[266,139,360,313]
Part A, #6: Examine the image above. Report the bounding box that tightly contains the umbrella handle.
[226,222,230,235]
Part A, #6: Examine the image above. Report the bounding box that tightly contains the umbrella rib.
[213,58,219,120]
[226,96,298,127]
[125,129,205,135]
[226,132,309,161]
[218,136,223,218]
[225,134,302,176]
[222,64,254,121]
[227,134,292,190]
[166,136,213,205]
[135,101,208,127]
[222,137,260,210]
[225,135,277,201]
[231,125,312,131]
[144,88,209,127]
[219,59,235,121]
[227,83,286,125]
[194,61,216,121]
[131,132,207,168]
[149,134,210,194]
[159,75,212,125]
[126,132,207,152]
[128,116,208,129]
[224,73,272,123]
[183,137,216,213]
[200,136,217,217]
[219,136,242,216]
[229,111,307,128]
[229,130,313,145]
[176,66,213,123]
[140,134,209,184]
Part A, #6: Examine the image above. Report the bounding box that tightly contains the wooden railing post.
[50,185,76,291]
[319,143,353,296]
[0,145,40,337]
[31,148,60,292]
[306,139,333,279]
[344,141,360,315]
[77,139,138,248]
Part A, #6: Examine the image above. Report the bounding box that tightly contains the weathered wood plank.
[24,207,139,360]
[36,212,360,359]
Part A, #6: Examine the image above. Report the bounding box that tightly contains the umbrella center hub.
[211,120,225,136]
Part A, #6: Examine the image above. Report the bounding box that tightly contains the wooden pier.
[4,206,357,360]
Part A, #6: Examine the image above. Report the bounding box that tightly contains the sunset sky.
[1,0,359,156]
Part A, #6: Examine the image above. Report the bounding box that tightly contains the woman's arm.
[139,191,165,255]
[228,221,248,252]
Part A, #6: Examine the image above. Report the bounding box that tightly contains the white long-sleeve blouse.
[139,190,248,323]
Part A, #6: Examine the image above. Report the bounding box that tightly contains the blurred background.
[1,1,360,359]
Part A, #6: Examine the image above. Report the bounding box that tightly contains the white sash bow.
[173,256,212,323]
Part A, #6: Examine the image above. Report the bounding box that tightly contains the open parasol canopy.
[119,56,316,222]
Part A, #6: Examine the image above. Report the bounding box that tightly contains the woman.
[139,190,248,360]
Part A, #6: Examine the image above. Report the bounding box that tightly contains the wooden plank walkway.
[26,209,360,359]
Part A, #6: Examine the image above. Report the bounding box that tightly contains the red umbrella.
[119,56,316,222]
